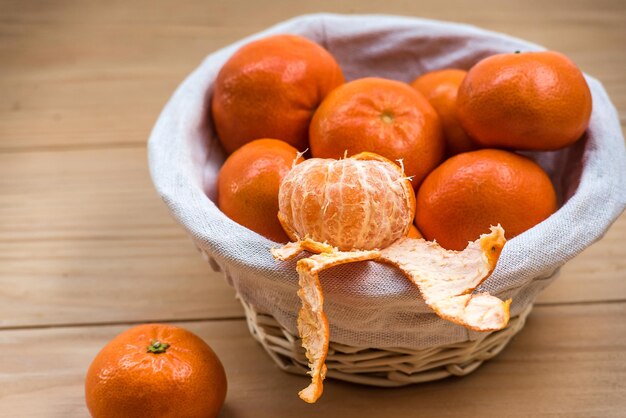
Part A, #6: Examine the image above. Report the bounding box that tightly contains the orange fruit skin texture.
[407,223,423,239]
[278,152,415,251]
[457,51,592,150]
[416,149,557,251]
[309,77,444,189]
[218,138,303,243]
[85,324,227,418]
[411,69,478,156]
[211,34,345,154]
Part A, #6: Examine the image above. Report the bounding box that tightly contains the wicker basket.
[197,245,538,386]
[149,13,626,390]
[240,297,532,386]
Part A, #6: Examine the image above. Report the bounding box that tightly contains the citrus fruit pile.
[212,34,592,403]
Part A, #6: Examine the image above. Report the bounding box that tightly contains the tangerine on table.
[457,51,592,150]
[211,34,345,154]
[415,149,557,251]
[218,138,303,243]
[85,324,227,418]
[278,152,415,251]
[411,69,477,156]
[309,77,444,188]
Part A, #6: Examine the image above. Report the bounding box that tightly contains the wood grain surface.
[1,0,624,417]
[2,304,625,417]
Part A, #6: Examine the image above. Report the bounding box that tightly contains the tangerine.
[415,149,557,250]
[411,69,477,156]
[457,51,592,150]
[218,138,303,242]
[278,152,415,251]
[211,34,344,153]
[309,77,444,188]
[85,324,227,418]
[407,223,423,239]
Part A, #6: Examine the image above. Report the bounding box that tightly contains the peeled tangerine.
[272,152,510,403]
[278,152,415,251]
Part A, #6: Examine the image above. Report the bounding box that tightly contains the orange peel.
[271,238,336,261]
[273,226,508,402]
[293,248,379,403]
[378,225,510,331]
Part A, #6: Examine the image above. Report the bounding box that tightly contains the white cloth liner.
[148,13,626,349]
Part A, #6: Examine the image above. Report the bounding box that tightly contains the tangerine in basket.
[278,152,415,251]
[218,138,304,243]
[407,223,423,239]
[457,51,592,150]
[211,34,345,153]
[415,149,557,250]
[85,324,227,418]
[411,69,477,156]
[309,77,444,188]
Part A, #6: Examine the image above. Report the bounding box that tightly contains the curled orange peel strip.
[294,249,379,403]
[271,238,336,261]
[378,225,510,331]
[272,225,509,403]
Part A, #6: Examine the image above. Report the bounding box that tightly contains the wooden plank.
[0,237,242,328]
[0,1,256,151]
[0,147,179,241]
[1,0,624,150]
[0,147,243,327]
[0,26,218,151]
[1,302,625,417]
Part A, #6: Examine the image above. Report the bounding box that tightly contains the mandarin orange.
[211,34,344,154]
[278,152,415,251]
[85,324,227,418]
[407,223,423,239]
[457,51,592,150]
[411,69,477,156]
[218,138,303,242]
[415,149,557,250]
[309,77,444,188]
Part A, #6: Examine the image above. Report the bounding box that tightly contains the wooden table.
[2,1,625,416]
